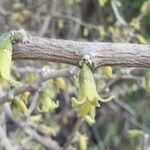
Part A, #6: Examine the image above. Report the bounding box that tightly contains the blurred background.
[0,0,150,150]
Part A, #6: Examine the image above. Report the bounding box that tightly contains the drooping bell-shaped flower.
[0,34,21,86]
[0,36,13,82]
[72,63,113,121]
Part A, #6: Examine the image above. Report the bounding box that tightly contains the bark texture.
[12,35,150,69]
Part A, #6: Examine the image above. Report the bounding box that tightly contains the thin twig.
[53,14,98,30]
[27,91,39,115]
[63,117,84,149]
[4,103,62,150]
[39,0,58,36]
[0,67,77,105]
[111,0,127,25]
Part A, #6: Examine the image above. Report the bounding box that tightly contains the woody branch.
[12,35,150,69]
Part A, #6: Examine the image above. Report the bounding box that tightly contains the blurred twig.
[4,103,62,150]
[0,125,16,150]
[27,91,39,115]
[53,14,98,30]
[0,67,77,105]
[63,117,84,149]
[111,0,127,25]
[0,111,16,150]
[39,0,58,36]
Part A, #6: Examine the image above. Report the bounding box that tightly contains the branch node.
[79,55,93,69]
[8,91,15,100]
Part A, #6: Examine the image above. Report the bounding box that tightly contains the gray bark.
[12,35,150,69]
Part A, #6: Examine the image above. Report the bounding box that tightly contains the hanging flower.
[72,63,113,121]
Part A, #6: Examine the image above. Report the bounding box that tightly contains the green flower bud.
[102,66,112,77]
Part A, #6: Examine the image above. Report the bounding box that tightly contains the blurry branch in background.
[124,113,150,135]
[27,0,48,9]
[99,74,150,134]
[12,66,42,74]
[27,91,39,115]
[3,103,62,150]
[39,0,58,36]
[0,67,77,104]
[111,0,127,25]
[64,117,84,149]
[53,13,98,30]
[0,124,15,150]
[100,85,150,136]
[108,101,150,134]
[0,5,21,29]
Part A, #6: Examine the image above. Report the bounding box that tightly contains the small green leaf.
[11,102,22,116]
[130,18,141,30]
[53,77,67,90]
[78,133,88,150]
[39,98,59,112]
[11,96,28,116]
[98,0,108,7]
[38,90,59,112]
[127,129,145,138]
